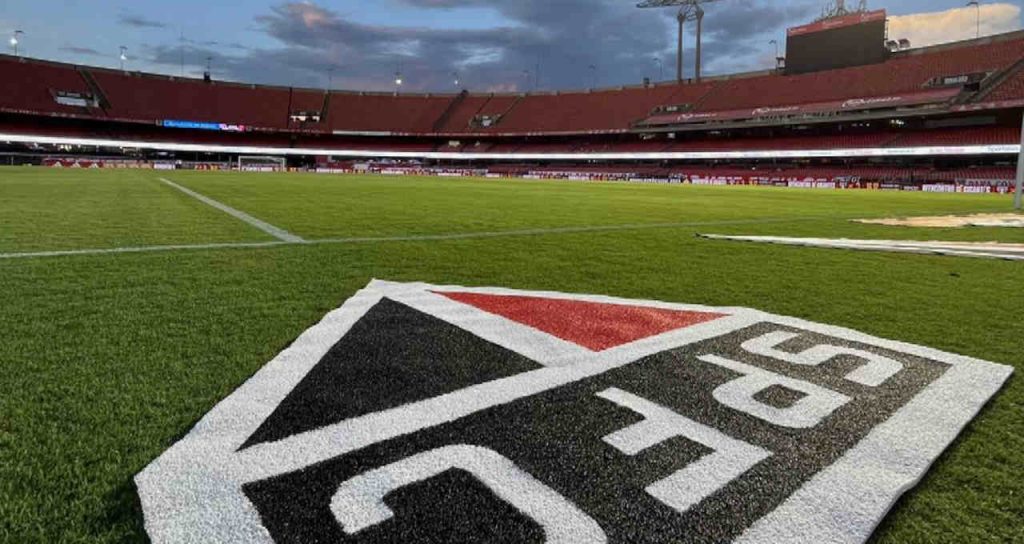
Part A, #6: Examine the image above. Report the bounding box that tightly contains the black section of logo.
[242,298,541,449]
[244,322,949,543]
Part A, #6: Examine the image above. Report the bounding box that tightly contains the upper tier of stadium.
[2,31,1023,138]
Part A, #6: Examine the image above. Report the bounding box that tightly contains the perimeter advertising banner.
[161,120,249,132]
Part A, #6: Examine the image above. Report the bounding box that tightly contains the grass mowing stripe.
[0,215,854,260]
[0,169,274,252]
[310,216,844,243]
[168,171,1022,241]
[158,177,306,243]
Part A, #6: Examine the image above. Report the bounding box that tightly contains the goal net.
[237,156,287,172]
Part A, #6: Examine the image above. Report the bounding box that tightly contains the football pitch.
[1,167,1022,543]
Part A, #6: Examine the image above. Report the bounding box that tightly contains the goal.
[237,156,287,172]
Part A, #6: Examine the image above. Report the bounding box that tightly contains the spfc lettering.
[136,281,1011,543]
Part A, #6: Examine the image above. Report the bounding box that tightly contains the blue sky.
[2,1,1022,92]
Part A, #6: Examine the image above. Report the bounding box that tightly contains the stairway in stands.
[967,56,1024,103]
[77,68,111,114]
[432,91,467,133]
[488,95,524,131]
[320,91,331,124]
[686,80,725,113]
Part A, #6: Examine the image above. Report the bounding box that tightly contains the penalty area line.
[159,177,307,243]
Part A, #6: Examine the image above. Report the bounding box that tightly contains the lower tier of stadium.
[1,110,1021,158]
[1,99,1020,195]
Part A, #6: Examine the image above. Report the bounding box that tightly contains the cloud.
[888,3,1021,48]
[118,13,168,29]
[59,44,103,56]
[166,0,816,92]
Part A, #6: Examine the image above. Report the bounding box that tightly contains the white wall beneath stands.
[0,133,1019,161]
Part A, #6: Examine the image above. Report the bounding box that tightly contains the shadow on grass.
[98,477,149,543]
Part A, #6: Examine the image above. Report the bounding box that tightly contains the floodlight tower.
[10,30,24,56]
[637,0,720,83]
[819,0,869,20]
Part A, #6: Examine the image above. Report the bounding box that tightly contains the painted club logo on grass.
[136,280,1012,544]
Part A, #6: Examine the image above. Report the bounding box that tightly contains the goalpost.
[237,156,287,173]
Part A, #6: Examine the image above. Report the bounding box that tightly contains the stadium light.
[452,71,460,87]
[394,71,403,94]
[967,1,980,39]
[654,57,664,81]
[637,0,720,82]
[10,30,23,56]
[120,46,128,70]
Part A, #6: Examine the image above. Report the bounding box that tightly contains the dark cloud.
[185,38,222,47]
[145,42,340,88]
[118,13,168,29]
[59,44,103,56]
[698,0,819,74]
[145,0,819,92]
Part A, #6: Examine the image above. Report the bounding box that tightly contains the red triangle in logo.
[437,291,727,352]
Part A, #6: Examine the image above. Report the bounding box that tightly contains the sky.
[1,0,1022,93]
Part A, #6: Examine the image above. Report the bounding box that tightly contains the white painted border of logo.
[135,280,1013,544]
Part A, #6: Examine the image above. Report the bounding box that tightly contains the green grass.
[0,168,1021,543]
[166,170,1022,239]
[0,168,272,252]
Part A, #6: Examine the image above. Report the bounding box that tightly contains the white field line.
[159,178,306,243]
[4,211,1018,262]
[310,217,821,244]
[0,241,290,260]
[699,234,1024,261]
[0,216,822,261]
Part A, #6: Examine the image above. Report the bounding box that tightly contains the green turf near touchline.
[167,170,1024,241]
[0,170,1021,544]
[0,168,275,253]
[2,168,1022,256]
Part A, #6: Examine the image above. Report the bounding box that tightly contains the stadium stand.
[326,92,454,134]
[2,32,1020,138]
[691,37,1024,114]
[479,83,716,134]
[0,30,1020,191]
[287,88,329,128]
[90,70,291,127]
[891,126,1021,147]
[984,62,1024,102]
[665,132,900,151]
[0,56,99,116]
[434,94,513,133]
